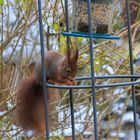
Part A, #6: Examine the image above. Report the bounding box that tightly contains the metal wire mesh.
[37,0,139,140]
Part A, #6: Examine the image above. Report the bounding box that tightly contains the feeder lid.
[75,0,113,4]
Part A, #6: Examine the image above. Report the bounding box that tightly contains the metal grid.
[37,0,140,140]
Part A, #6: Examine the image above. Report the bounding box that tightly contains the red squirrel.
[15,48,78,134]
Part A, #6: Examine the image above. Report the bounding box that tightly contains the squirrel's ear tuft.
[66,47,78,62]
[66,46,71,61]
[28,61,36,74]
[71,47,78,62]
[74,47,78,61]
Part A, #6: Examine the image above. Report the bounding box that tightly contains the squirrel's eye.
[66,68,71,73]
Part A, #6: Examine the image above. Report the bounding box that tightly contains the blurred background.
[0,0,140,139]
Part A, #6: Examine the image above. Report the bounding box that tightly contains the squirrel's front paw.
[47,79,55,84]
[66,79,77,85]
[47,78,77,86]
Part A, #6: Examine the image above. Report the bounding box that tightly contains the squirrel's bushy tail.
[15,76,45,133]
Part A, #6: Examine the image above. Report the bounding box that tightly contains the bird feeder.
[72,0,113,34]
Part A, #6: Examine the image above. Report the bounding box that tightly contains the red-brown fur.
[16,76,45,133]
[15,50,78,134]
